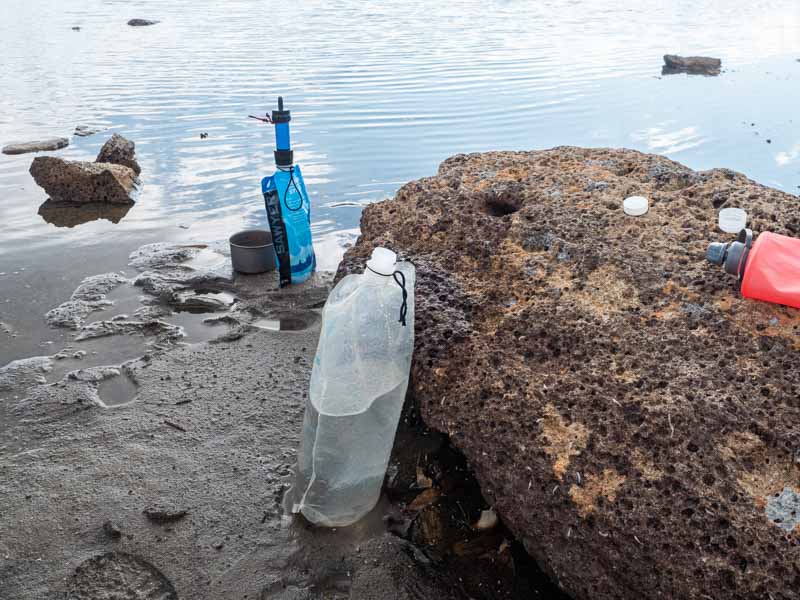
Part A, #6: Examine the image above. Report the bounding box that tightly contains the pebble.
[474,508,499,530]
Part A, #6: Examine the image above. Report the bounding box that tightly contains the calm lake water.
[1,0,799,364]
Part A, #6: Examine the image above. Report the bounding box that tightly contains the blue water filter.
[261,97,316,287]
[275,121,290,152]
[271,97,293,167]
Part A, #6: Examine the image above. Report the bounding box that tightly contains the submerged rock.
[2,137,68,155]
[127,19,159,26]
[662,54,721,75]
[339,147,800,600]
[74,125,104,137]
[96,132,141,175]
[29,157,137,204]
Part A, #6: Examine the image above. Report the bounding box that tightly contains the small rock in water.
[96,133,141,175]
[74,125,104,137]
[127,19,159,26]
[662,54,721,76]
[2,138,69,155]
[199,132,208,139]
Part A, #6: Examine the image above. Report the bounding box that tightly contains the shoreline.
[0,240,558,599]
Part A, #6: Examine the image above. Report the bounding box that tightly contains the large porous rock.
[338,147,800,600]
[663,54,722,76]
[30,157,137,204]
[96,132,141,175]
[2,137,68,155]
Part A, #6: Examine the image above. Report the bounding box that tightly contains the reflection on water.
[1,0,800,363]
[38,199,133,228]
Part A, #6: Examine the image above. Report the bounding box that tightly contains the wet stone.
[127,19,159,26]
[2,137,69,155]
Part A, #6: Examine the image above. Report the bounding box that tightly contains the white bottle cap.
[623,196,649,216]
[366,247,397,275]
[718,208,747,233]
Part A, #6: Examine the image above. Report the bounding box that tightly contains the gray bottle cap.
[706,242,727,266]
[723,241,746,276]
[705,228,754,279]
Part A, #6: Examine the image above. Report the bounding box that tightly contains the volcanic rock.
[663,54,722,75]
[96,133,141,175]
[338,147,800,600]
[29,157,137,204]
[2,137,68,155]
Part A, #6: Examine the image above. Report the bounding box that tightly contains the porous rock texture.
[338,147,800,600]
[29,156,137,204]
[96,132,141,175]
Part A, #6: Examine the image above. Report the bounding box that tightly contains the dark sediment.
[338,146,800,600]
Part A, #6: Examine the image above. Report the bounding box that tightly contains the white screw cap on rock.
[367,247,397,274]
[718,207,747,233]
[623,195,649,216]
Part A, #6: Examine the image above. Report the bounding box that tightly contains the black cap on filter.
[271,96,291,124]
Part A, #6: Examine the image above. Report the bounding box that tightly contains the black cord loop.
[283,166,304,212]
[367,265,408,327]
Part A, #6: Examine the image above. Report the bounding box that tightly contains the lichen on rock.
[338,147,800,600]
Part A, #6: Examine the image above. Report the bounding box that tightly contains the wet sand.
[0,244,563,599]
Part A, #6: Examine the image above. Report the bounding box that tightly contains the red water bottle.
[707,229,800,308]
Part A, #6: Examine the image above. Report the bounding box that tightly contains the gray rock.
[662,54,721,76]
[127,19,159,26]
[29,157,137,204]
[74,125,104,137]
[143,505,188,523]
[96,133,141,175]
[2,137,69,155]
